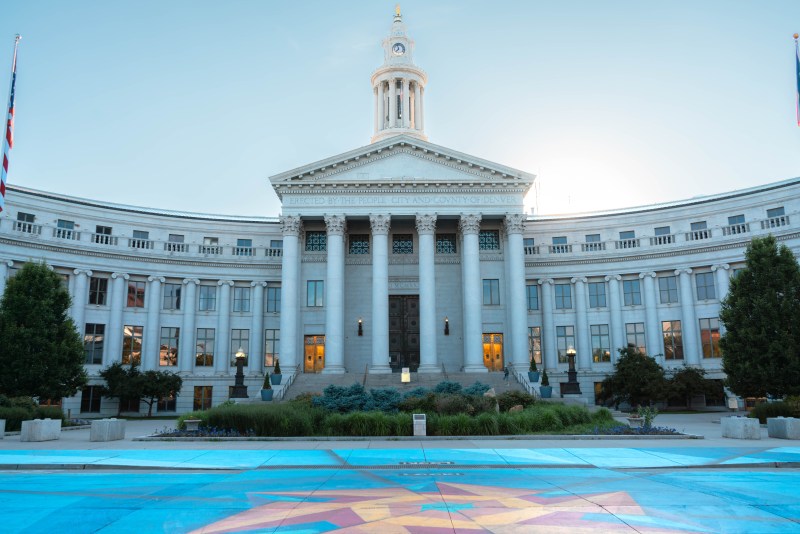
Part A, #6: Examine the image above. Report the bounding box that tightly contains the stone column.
[419,86,425,131]
[71,269,92,335]
[0,260,13,298]
[402,79,410,128]
[106,272,129,366]
[413,82,421,130]
[369,214,391,374]
[572,276,591,370]
[504,214,529,370]
[378,82,385,131]
[373,86,378,134]
[249,281,267,374]
[605,274,624,362]
[460,214,486,372]
[676,268,700,366]
[539,279,556,371]
[279,215,302,373]
[416,213,439,373]
[389,79,397,128]
[179,278,198,374]
[640,272,661,357]
[143,275,164,371]
[214,280,234,374]
[712,263,731,302]
[324,214,346,374]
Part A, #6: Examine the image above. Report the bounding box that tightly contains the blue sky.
[1,0,799,216]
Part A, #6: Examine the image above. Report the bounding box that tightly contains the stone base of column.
[322,365,347,374]
[369,364,392,374]
[561,394,588,406]
[416,364,441,374]
[462,365,489,373]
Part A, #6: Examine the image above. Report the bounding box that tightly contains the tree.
[0,262,87,399]
[99,362,142,416]
[720,236,800,398]
[598,346,668,409]
[668,366,721,408]
[139,370,182,417]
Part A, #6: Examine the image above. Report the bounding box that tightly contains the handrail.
[440,362,448,380]
[362,364,369,387]
[274,363,301,402]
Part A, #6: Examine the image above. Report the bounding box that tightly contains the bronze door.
[389,295,420,372]
[304,335,325,373]
[482,333,504,371]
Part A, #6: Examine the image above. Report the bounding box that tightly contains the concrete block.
[0,419,5,439]
[184,419,202,431]
[20,418,62,442]
[767,417,800,440]
[721,416,761,440]
[90,418,126,442]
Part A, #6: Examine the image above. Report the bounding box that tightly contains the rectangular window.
[265,328,280,368]
[80,386,102,413]
[658,275,678,304]
[392,234,413,254]
[270,239,283,249]
[478,230,500,250]
[16,211,34,223]
[198,285,216,311]
[193,386,213,411]
[523,238,536,254]
[131,229,151,249]
[555,283,572,309]
[526,283,539,310]
[619,230,635,240]
[196,328,215,366]
[200,236,220,254]
[695,272,716,300]
[133,230,149,239]
[94,225,113,245]
[585,234,600,243]
[482,279,500,305]
[122,325,143,365]
[349,234,370,255]
[156,393,176,412]
[88,277,108,305]
[56,219,76,239]
[528,326,542,365]
[623,279,642,306]
[767,206,785,218]
[307,280,324,307]
[700,318,721,358]
[84,323,105,365]
[590,324,610,362]
[728,214,745,225]
[233,286,251,312]
[163,283,181,310]
[690,221,707,231]
[588,281,606,308]
[266,286,281,313]
[235,238,253,256]
[654,226,670,236]
[159,327,179,367]
[662,320,684,360]
[626,322,646,353]
[556,325,576,363]
[120,397,141,413]
[230,329,250,365]
[305,230,327,252]
[127,281,146,308]
[436,233,457,254]
[166,234,185,252]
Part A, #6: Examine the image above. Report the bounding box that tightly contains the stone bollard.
[721,416,761,440]
[90,418,127,442]
[20,418,62,442]
[0,419,5,439]
[767,417,800,440]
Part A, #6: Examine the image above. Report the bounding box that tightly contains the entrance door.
[304,335,325,373]
[389,295,420,372]
[483,333,504,371]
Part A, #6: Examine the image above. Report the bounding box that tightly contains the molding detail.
[415,213,437,235]
[324,214,347,236]
[148,276,166,284]
[570,276,587,284]
[639,272,656,279]
[280,215,302,236]
[538,278,554,286]
[504,213,525,234]
[250,281,268,288]
[711,263,730,272]
[370,214,391,235]
[111,272,130,280]
[604,274,622,282]
[217,280,235,287]
[182,278,200,285]
[674,268,693,276]
[73,268,93,277]
[459,213,482,235]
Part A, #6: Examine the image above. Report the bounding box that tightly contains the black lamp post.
[561,346,582,395]
[230,346,249,399]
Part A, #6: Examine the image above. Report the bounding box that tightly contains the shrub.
[463,381,491,396]
[364,388,402,413]
[497,390,536,412]
[35,406,64,420]
[403,387,430,399]
[312,383,369,413]
[474,412,499,435]
[398,392,436,413]
[749,401,795,424]
[289,392,319,409]
[0,407,34,431]
[435,393,470,415]
[591,408,614,422]
[433,381,463,394]
[784,396,800,417]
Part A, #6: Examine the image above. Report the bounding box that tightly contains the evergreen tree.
[0,263,87,399]
[720,236,800,397]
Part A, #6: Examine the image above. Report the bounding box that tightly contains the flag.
[0,34,21,214]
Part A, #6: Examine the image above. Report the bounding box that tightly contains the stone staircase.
[282,370,526,401]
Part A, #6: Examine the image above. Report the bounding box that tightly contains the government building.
[1,11,798,415]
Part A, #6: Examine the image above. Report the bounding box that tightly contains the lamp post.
[561,346,582,395]
[230,346,249,399]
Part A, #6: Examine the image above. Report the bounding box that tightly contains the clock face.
[392,42,406,55]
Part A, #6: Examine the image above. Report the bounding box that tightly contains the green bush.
[35,406,65,420]
[784,396,800,417]
[591,408,614,422]
[496,390,536,412]
[364,388,402,413]
[288,392,319,409]
[312,383,369,413]
[403,387,430,399]
[749,401,795,424]
[463,381,491,396]
[398,392,436,413]
[0,407,34,431]
[0,399,63,431]
[433,381,463,394]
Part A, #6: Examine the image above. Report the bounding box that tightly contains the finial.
[14,34,21,43]
[395,4,401,20]
[794,33,799,41]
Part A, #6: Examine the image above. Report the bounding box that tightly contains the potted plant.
[261,372,273,401]
[539,370,552,398]
[528,358,540,383]
[270,358,282,386]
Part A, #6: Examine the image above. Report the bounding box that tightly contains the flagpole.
[795,33,799,127]
[0,34,21,214]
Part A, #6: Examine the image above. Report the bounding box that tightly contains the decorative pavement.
[0,447,799,533]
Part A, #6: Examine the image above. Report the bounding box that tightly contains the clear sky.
[2,0,799,217]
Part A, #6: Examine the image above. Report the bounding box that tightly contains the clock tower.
[370,5,427,143]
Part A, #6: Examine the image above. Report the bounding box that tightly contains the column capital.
[415,213,437,235]
[370,214,391,235]
[73,268,93,277]
[250,280,268,288]
[147,275,165,284]
[280,215,303,236]
[711,263,730,272]
[503,213,526,234]
[217,280,235,287]
[458,213,482,235]
[604,274,622,282]
[182,278,200,285]
[639,272,656,279]
[674,268,693,276]
[3,259,13,268]
[324,214,347,236]
[570,276,587,284]
[111,272,130,280]
[538,278,554,286]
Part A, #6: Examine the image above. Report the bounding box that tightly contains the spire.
[370,7,428,143]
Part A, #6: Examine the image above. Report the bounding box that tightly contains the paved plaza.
[0,413,799,533]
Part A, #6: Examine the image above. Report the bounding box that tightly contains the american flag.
[0,34,21,214]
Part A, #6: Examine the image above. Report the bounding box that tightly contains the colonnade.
[373,77,424,134]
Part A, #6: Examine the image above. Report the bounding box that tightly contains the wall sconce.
[358,318,363,336]
[444,316,449,336]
